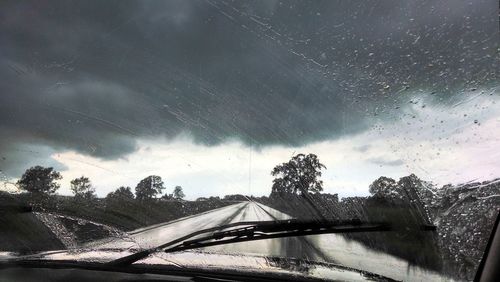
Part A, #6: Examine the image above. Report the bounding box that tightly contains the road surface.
[94,201,449,281]
[95,201,326,260]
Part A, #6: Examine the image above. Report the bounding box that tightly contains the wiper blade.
[166,219,390,253]
[108,219,391,266]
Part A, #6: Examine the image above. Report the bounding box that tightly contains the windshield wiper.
[108,219,392,266]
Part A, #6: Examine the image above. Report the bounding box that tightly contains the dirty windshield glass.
[1,1,499,281]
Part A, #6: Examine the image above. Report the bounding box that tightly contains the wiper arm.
[165,219,391,253]
[108,219,391,267]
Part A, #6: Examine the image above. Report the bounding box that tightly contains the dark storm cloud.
[0,0,498,176]
[0,141,68,178]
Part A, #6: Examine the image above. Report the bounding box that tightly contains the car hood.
[0,249,395,281]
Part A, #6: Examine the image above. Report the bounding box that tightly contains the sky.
[0,0,499,199]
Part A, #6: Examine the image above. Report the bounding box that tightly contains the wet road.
[94,202,450,281]
[96,202,326,260]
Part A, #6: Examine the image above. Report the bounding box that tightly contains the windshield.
[1,1,499,281]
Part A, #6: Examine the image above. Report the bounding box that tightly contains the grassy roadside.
[0,191,237,250]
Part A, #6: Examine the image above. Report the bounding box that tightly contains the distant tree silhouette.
[172,186,185,199]
[369,176,397,195]
[17,166,62,194]
[161,193,173,200]
[271,153,326,195]
[106,186,134,202]
[135,175,165,201]
[70,176,96,200]
[368,176,407,201]
[223,194,248,201]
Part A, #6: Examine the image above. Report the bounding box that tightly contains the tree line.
[13,153,354,206]
[14,153,326,202]
[13,153,411,207]
[15,166,185,201]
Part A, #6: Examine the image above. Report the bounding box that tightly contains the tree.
[271,153,326,195]
[17,166,62,194]
[223,194,248,201]
[172,186,185,199]
[106,186,134,202]
[70,176,96,200]
[161,193,173,200]
[368,176,403,200]
[135,175,165,201]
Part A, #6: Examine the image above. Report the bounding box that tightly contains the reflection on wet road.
[94,202,450,281]
[95,202,287,250]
